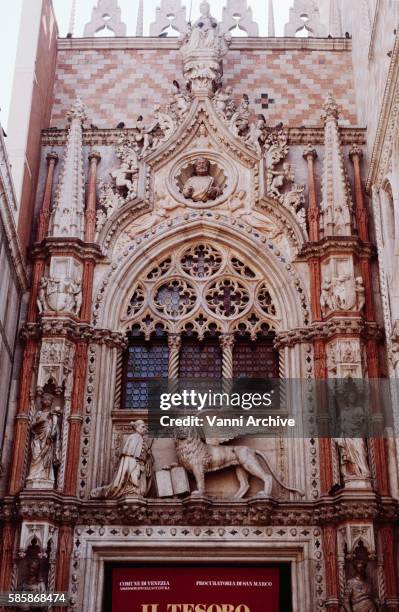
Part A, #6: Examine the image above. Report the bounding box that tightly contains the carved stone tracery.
[121,243,279,336]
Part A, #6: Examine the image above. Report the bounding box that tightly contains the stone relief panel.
[37,257,83,317]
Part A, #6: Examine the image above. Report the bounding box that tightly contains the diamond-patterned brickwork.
[50,48,357,127]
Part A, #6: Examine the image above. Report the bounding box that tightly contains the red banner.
[112,566,280,612]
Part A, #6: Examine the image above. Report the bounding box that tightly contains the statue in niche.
[19,558,47,599]
[184,1,219,51]
[355,277,366,312]
[26,392,62,489]
[343,552,377,612]
[90,420,153,499]
[334,387,371,485]
[181,157,222,202]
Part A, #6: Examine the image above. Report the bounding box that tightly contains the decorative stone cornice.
[0,491,397,527]
[275,319,383,348]
[297,236,376,261]
[57,37,352,52]
[30,238,104,263]
[41,126,366,148]
[20,320,127,349]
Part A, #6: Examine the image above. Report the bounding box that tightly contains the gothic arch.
[95,218,309,333]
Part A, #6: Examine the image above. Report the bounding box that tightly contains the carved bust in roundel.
[181,157,223,202]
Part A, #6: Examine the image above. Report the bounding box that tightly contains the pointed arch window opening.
[119,242,282,409]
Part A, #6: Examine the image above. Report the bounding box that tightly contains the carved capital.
[88,150,102,163]
[349,143,364,161]
[302,145,317,160]
[46,151,59,165]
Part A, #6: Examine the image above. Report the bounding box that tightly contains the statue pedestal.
[181,48,223,96]
[25,478,54,489]
[344,476,373,490]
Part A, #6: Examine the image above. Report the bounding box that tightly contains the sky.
[0,0,293,130]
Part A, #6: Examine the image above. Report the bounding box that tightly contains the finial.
[322,92,339,123]
[268,0,275,37]
[68,0,77,37]
[136,0,144,36]
[67,97,87,123]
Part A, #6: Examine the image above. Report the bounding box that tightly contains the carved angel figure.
[111,161,138,197]
[90,420,153,499]
[37,277,48,314]
[269,163,295,199]
[174,427,304,499]
[182,157,222,202]
[213,86,235,120]
[320,280,335,315]
[343,559,377,612]
[26,393,61,489]
[244,116,267,157]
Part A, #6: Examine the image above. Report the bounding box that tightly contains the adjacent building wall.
[0,126,28,479]
[6,0,58,256]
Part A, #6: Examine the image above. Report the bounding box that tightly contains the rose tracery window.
[121,241,281,408]
[206,277,250,318]
[153,278,197,318]
[181,243,223,278]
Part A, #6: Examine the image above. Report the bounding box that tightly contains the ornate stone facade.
[1,2,399,611]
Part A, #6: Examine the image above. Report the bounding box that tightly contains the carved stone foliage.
[209,94,306,227]
[95,86,193,233]
[120,242,279,335]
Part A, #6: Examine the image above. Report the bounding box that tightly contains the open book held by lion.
[174,429,304,499]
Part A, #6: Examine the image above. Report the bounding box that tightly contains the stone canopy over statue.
[181,157,222,202]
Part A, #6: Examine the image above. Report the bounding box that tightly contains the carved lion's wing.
[201,410,242,446]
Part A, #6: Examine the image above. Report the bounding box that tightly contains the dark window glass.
[179,336,222,379]
[233,335,279,379]
[122,340,169,409]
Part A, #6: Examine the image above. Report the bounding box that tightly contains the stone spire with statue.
[179,0,232,95]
